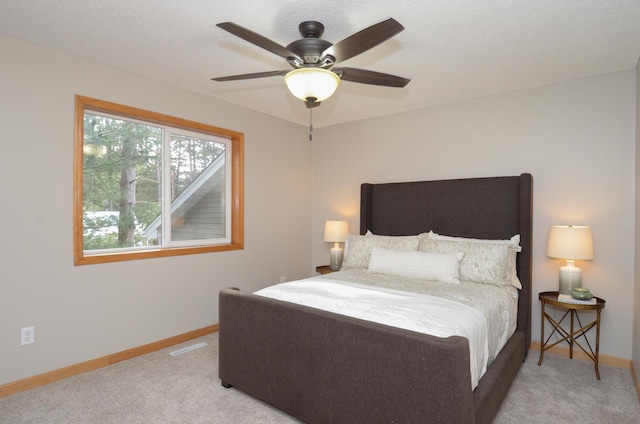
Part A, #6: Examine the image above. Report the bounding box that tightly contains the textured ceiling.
[1,1,639,128]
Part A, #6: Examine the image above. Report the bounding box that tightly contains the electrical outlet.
[21,327,34,345]
[280,276,286,283]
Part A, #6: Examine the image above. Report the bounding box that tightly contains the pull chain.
[309,107,313,141]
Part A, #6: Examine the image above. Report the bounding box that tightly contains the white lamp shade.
[547,225,594,260]
[284,68,340,102]
[323,220,349,243]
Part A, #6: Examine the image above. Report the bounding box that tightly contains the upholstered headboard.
[359,173,533,350]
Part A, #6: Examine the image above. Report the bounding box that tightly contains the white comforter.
[255,276,503,389]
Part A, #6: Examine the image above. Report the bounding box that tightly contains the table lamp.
[546,225,594,294]
[324,220,349,271]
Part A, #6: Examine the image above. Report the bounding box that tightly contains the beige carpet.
[1,332,639,423]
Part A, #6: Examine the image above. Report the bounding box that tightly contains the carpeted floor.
[1,332,639,423]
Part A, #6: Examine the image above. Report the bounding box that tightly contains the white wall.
[634,60,640,372]
[0,34,313,385]
[313,70,637,359]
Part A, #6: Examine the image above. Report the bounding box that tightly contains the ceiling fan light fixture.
[284,68,340,102]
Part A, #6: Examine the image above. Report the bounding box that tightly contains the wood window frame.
[73,95,244,265]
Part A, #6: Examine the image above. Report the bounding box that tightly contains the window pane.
[169,134,227,242]
[83,113,162,251]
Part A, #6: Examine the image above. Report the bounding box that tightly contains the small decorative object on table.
[557,293,596,305]
[571,287,593,300]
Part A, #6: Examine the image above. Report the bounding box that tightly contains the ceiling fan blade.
[335,67,410,87]
[217,22,301,62]
[212,70,288,82]
[323,18,405,63]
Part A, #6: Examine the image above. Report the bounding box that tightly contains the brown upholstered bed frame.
[219,173,533,424]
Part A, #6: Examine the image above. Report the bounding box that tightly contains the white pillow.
[418,231,522,289]
[342,234,420,270]
[368,247,464,283]
[426,231,521,248]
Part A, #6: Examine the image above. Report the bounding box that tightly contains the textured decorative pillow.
[342,234,420,270]
[418,231,522,289]
[426,231,521,247]
[368,247,464,283]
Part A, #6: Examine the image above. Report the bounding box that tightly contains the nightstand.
[537,291,606,379]
[315,265,334,275]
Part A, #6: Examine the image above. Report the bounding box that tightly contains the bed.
[218,173,533,424]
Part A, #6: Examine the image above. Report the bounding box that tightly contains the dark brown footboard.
[220,287,482,424]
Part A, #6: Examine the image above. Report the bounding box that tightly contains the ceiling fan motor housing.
[286,39,333,66]
[284,21,334,67]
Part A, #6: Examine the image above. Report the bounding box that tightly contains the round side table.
[537,291,605,379]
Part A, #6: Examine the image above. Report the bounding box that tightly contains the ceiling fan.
[212,18,410,108]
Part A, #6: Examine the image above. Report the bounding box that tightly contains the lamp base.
[329,243,343,271]
[559,263,582,295]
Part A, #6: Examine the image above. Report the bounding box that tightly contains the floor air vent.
[170,342,207,356]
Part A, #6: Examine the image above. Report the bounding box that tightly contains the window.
[74,95,244,265]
